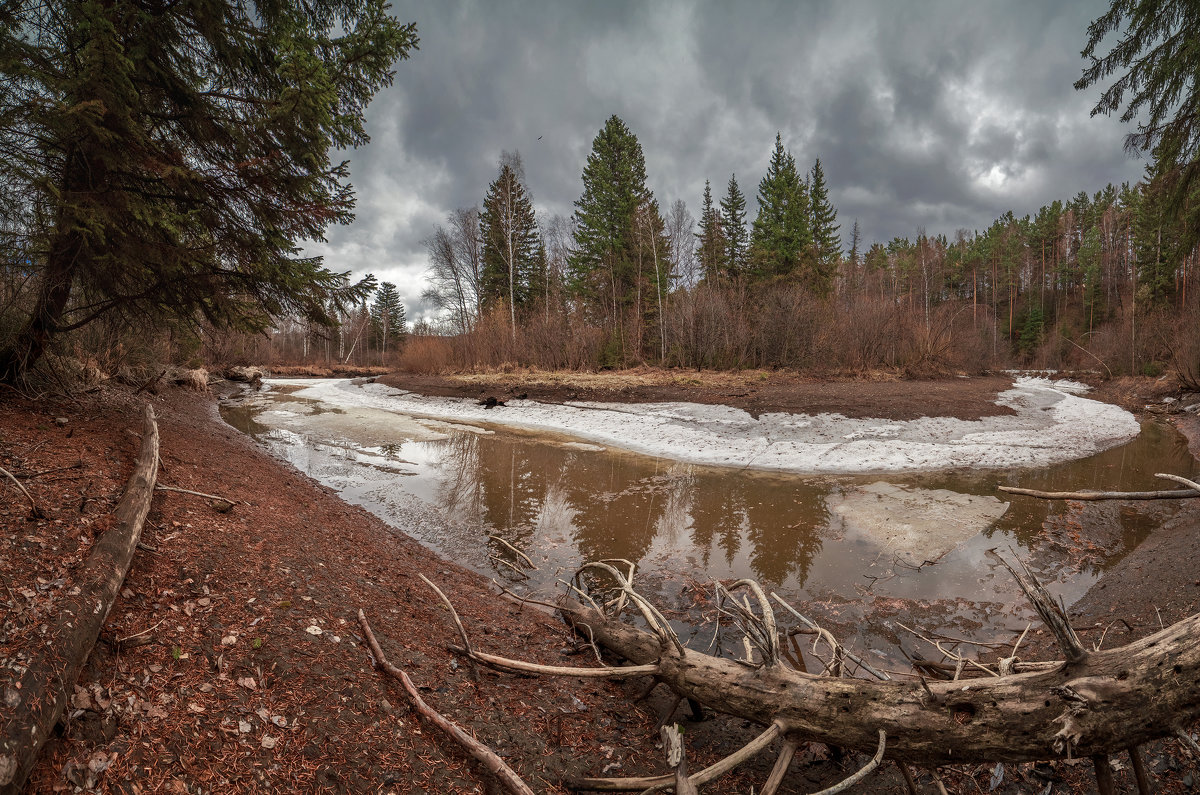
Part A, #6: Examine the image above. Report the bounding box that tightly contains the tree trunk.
[559,600,1200,766]
[0,405,159,792]
[0,228,81,384]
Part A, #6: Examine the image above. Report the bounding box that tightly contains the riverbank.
[2,372,1197,793]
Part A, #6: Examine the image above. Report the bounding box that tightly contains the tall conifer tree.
[719,174,748,279]
[808,158,841,296]
[695,180,728,282]
[571,115,653,311]
[370,282,407,356]
[0,0,417,382]
[480,152,540,328]
[750,133,810,280]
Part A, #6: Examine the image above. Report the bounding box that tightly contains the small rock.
[54,417,69,426]
[271,715,287,727]
[221,635,237,646]
[238,721,252,734]
[379,698,393,714]
[305,625,322,636]
[260,735,277,750]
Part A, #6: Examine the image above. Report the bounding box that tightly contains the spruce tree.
[370,282,407,356]
[0,1,417,382]
[480,152,541,327]
[571,115,653,311]
[808,158,841,296]
[695,180,728,282]
[1077,0,1200,245]
[1134,156,1184,307]
[750,133,810,281]
[719,174,748,279]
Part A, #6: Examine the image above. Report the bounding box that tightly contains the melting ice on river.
[270,376,1140,475]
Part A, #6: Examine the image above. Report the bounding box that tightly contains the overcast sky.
[308,0,1144,319]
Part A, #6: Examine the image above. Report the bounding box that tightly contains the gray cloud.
[309,0,1146,317]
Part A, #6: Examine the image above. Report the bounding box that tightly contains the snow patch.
[272,377,1140,475]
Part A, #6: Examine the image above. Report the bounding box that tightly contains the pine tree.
[571,115,653,312]
[750,133,810,281]
[370,282,407,357]
[0,1,417,382]
[719,174,748,279]
[695,180,728,282]
[808,158,841,296]
[1134,156,1184,307]
[480,152,540,329]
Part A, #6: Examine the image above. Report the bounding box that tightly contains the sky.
[308,0,1147,319]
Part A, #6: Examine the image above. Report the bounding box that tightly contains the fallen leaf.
[236,677,256,690]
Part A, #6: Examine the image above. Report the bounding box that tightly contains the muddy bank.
[379,369,1020,421]
[1058,413,1200,638]
[1,387,670,793]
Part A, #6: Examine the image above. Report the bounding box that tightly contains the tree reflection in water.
[423,430,826,589]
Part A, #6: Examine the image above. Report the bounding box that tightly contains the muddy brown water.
[221,381,1197,667]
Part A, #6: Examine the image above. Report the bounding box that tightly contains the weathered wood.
[358,610,535,795]
[0,464,41,518]
[559,600,1200,766]
[998,485,1199,500]
[0,404,159,793]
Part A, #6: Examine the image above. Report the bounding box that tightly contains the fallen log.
[0,404,159,793]
[559,596,1200,767]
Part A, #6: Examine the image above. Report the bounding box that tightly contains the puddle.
[221,380,1197,662]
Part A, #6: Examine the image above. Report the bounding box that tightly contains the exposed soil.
[378,368,1020,421]
[2,370,1198,794]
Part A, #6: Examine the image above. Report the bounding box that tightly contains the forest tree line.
[2,1,1198,387]
[409,114,1200,380]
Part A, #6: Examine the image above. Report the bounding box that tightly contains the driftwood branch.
[557,566,1200,765]
[571,721,785,792]
[0,404,159,794]
[357,610,534,795]
[154,484,236,510]
[0,465,42,518]
[812,729,886,795]
[995,554,1087,665]
[998,472,1200,501]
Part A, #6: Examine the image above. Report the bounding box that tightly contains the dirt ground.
[377,367,1021,421]
[2,370,1198,794]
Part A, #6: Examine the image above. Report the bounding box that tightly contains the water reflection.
[220,382,1197,649]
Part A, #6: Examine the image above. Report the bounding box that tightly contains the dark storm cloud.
[309,0,1145,317]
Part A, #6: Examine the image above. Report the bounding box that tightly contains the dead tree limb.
[570,721,785,792]
[0,464,42,518]
[811,729,886,795]
[0,404,159,794]
[154,484,236,511]
[998,472,1200,501]
[357,610,534,795]
[557,580,1200,765]
[994,555,1087,665]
